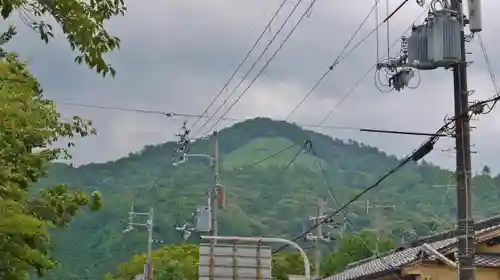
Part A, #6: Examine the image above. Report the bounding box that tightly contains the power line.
[237,143,298,170]
[359,128,451,137]
[274,144,414,253]
[189,0,289,132]
[244,5,431,174]
[193,0,306,136]
[273,94,500,254]
[477,33,499,94]
[56,101,204,118]
[309,144,404,280]
[202,0,334,136]
[219,5,429,177]
[285,0,382,121]
[274,142,308,180]
[56,100,452,138]
[285,2,430,127]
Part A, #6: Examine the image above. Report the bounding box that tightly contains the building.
[323,215,500,280]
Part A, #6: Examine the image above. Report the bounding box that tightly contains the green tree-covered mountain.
[40,118,500,280]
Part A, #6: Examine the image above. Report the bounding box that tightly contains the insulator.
[400,37,409,55]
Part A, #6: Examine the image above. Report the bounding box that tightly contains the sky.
[4,0,500,173]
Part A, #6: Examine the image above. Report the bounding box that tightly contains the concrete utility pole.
[450,1,476,280]
[211,131,220,244]
[314,202,323,279]
[173,128,223,246]
[375,2,482,278]
[306,201,334,279]
[363,200,395,237]
[123,205,155,280]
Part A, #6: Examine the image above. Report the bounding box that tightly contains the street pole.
[314,202,323,279]
[449,1,475,280]
[211,131,219,245]
[123,206,155,280]
[147,207,154,267]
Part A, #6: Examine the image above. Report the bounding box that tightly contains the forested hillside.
[40,118,500,280]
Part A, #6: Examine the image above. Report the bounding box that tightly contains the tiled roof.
[411,215,500,247]
[323,216,500,280]
[323,238,455,280]
[475,253,500,267]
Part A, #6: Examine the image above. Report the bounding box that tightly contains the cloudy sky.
[5,0,500,173]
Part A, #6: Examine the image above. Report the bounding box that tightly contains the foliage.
[272,252,308,280]
[321,231,393,277]
[38,118,500,280]
[104,244,198,280]
[106,232,392,280]
[0,0,126,76]
[0,53,101,279]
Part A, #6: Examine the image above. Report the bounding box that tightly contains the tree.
[106,244,199,280]
[0,53,101,279]
[0,0,126,76]
[482,165,491,176]
[106,244,311,280]
[272,252,308,280]
[321,232,393,277]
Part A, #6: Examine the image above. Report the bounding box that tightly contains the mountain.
[39,118,500,280]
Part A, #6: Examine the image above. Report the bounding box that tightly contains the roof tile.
[323,217,500,280]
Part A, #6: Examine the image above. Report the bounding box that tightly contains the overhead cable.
[285,1,429,121]
[285,0,382,121]
[310,144,404,280]
[273,94,500,254]
[193,0,306,136]
[249,5,432,178]
[56,100,451,138]
[237,143,298,170]
[477,33,499,94]
[202,0,336,136]
[56,101,203,118]
[189,0,289,132]
[274,144,307,180]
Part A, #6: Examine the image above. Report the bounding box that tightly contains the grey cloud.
[2,0,500,172]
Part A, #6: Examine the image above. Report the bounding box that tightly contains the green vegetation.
[0,53,102,279]
[103,231,393,279]
[0,1,125,278]
[0,1,494,280]
[0,0,126,76]
[103,244,199,280]
[33,118,500,280]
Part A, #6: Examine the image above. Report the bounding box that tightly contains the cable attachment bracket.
[375,36,419,92]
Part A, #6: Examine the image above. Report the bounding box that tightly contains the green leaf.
[1,4,13,19]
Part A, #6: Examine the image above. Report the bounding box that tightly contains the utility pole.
[362,200,395,238]
[450,1,478,280]
[314,202,323,279]
[375,2,482,278]
[211,131,220,244]
[306,201,334,279]
[364,200,395,215]
[123,205,155,280]
[173,124,225,246]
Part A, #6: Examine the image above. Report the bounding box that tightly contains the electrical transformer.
[408,11,461,70]
[195,206,211,232]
